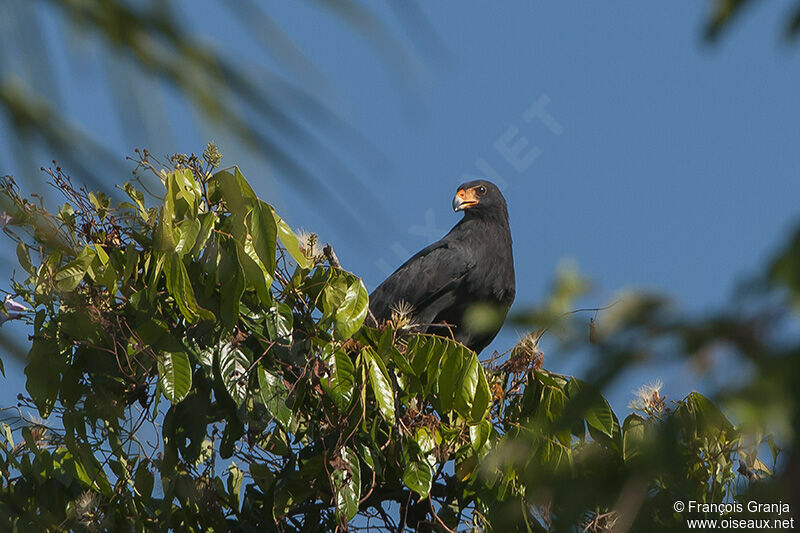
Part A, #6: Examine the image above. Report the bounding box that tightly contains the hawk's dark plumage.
[369,180,515,354]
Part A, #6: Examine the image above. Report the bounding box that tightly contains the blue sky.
[1,1,799,414]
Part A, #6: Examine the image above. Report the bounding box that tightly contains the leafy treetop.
[0,146,791,532]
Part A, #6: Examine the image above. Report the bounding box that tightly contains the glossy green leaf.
[265,301,293,344]
[175,218,201,256]
[331,446,361,521]
[191,211,217,258]
[168,169,202,218]
[453,352,489,423]
[364,347,395,425]
[227,463,244,503]
[321,345,355,413]
[237,241,273,306]
[403,458,432,498]
[336,277,369,340]
[248,201,277,275]
[470,419,492,452]
[219,342,251,407]
[273,212,312,269]
[54,247,95,291]
[414,427,437,455]
[437,344,465,413]
[164,253,199,323]
[323,273,369,340]
[258,366,292,427]
[157,351,192,404]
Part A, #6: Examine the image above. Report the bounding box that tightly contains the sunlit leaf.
[323,272,369,340]
[470,419,492,453]
[219,342,251,406]
[273,212,312,269]
[265,301,292,344]
[175,218,201,256]
[403,458,432,498]
[321,345,355,413]
[363,347,395,425]
[157,350,192,404]
[331,446,361,521]
[53,247,95,291]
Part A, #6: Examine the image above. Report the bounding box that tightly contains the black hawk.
[369,180,515,354]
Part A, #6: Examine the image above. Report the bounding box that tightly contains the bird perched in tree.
[369,180,515,354]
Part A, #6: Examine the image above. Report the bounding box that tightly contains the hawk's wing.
[369,239,475,323]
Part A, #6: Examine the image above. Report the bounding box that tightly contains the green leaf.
[191,211,217,258]
[25,338,62,418]
[249,201,278,275]
[452,350,491,424]
[323,273,369,340]
[54,247,95,291]
[237,241,273,306]
[265,302,293,344]
[321,345,355,413]
[227,463,245,503]
[219,244,245,331]
[232,167,258,200]
[273,212,312,269]
[258,367,292,427]
[566,378,615,438]
[209,169,251,216]
[622,414,646,462]
[682,391,735,438]
[331,446,361,521]
[135,462,154,499]
[219,342,251,407]
[336,278,369,340]
[16,242,34,275]
[167,169,202,219]
[407,336,443,391]
[123,182,148,219]
[157,351,192,404]
[93,242,109,265]
[175,218,201,256]
[414,427,437,455]
[437,344,465,413]
[164,253,200,323]
[471,364,492,423]
[154,203,176,252]
[403,459,432,498]
[469,419,492,453]
[363,347,395,425]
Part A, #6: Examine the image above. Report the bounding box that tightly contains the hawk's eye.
[477,186,487,195]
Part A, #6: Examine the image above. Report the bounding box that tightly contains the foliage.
[0,0,421,216]
[0,147,794,531]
